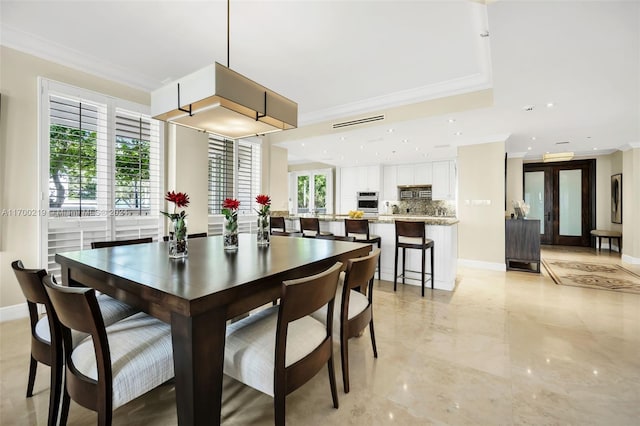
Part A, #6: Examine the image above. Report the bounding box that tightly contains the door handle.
[546,212,551,221]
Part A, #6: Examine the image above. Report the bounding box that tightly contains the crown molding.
[1,25,158,92]
[507,152,528,159]
[619,142,640,151]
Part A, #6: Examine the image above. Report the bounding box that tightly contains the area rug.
[542,259,640,294]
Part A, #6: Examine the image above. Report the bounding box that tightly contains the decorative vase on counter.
[169,217,188,258]
[255,194,271,247]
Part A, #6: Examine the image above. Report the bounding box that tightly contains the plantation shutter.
[42,80,162,280]
[237,140,261,214]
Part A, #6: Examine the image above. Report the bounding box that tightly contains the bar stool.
[300,217,334,238]
[344,218,382,279]
[394,220,434,297]
[270,216,286,234]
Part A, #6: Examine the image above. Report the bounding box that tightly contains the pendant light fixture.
[151,0,297,139]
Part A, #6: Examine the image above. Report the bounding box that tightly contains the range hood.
[151,62,298,140]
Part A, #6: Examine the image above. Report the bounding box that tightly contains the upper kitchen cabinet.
[432,160,456,200]
[337,165,381,213]
[396,163,433,186]
[382,165,398,201]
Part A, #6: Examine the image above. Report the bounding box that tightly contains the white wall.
[622,147,640,263]
[268,145,289,212]
[506,156,523,216]
[457,141,506,269]
[166,124,209,235]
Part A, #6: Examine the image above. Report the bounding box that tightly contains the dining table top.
[55,234,372,318]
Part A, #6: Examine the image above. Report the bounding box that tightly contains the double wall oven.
[356,192,379,214]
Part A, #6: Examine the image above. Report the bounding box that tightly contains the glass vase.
[224,215,239,250]
[257,213,270,246]
[169,217,188,258]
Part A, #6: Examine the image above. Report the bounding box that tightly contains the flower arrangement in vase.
[222,198,240,250]
[255,194,271,246]
[161,191,190,258]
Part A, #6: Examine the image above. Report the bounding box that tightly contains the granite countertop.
[284,214,459,226]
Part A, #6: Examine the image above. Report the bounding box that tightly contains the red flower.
[165,191,190,208]
[255,194,271,206]
[222,198,240,210]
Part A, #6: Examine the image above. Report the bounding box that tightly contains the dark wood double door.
[523,159,595,246]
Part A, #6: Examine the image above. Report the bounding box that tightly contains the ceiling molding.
[507,152,527,159]
[299,73,492,127]
[1,25,159,92]
[619,142,640,151]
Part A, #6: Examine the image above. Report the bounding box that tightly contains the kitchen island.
[282,215,458,291]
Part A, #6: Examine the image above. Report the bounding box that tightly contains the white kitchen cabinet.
[382,165,397,201]
[413,163,433,185]
[432,160,456,200]
[338,165,381,213]
[396,163,433,186]
[396,165,413,185]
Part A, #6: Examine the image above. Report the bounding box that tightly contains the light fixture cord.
[227,0,230,68]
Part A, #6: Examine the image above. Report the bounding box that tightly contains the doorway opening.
[524,159,595,246]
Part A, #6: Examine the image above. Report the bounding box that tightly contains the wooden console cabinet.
[505,219,541,273]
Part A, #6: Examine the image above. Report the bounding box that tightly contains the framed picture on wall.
[611,173,622,224]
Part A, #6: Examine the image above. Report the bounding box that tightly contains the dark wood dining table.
[55,233,372,425]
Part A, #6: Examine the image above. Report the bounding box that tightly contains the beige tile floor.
[1,246,639,425]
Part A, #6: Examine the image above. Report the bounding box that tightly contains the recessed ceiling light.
[415,147,419,151]
[593,147,598,150]
[527,147,532,150]
[360,145,364,150]
[301,142,305,147]
[448,118,456,123]
[546,102,555,108]
[375,152,379,156]
[531,136,536,140]
[387,128,394,133]
[402,139,408,143]
[454,132,462,136]
[340,136,345,141]
[522,105,535,111]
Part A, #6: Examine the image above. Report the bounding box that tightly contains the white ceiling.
[2,0,638,166]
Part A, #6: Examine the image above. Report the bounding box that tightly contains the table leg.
[171,309,227,426]
[598,237,602,251]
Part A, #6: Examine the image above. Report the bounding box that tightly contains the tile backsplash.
[396,199,456,216]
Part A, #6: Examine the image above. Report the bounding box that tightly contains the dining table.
[55,233,372,425]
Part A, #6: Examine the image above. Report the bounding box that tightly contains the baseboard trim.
[0,303,28,323]
[458,259,507,271]
[621,254,640,265]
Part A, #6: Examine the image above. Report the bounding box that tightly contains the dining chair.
[311,248,380,393]
[162,232,207,241]
[223,262,343,426]
[315,234,356,242]
[394,220,434,297]
[270,216,286,234]
[299,217,333,238]
[344,218,382,279]
[10,261,140,426]
[91,237,153,249]
[271,230,303,237]
[42,275,175,426]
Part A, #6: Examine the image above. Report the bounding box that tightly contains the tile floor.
[1,246,639,425]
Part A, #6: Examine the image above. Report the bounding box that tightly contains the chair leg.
[26,356,37,397]
[59,388,70,426]
[328,355,339,408]
[421,246,426,297]
[402,248,406,285]
[369,319,378,358]
[341,333,350,393]
[393,245,399,291]
[430,245,435,289]
[274,393,286,426]
[377,241,382,280]
[48,352,63,426]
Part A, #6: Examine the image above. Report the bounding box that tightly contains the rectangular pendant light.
[542,152,574,162]
[151,62,297,139]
